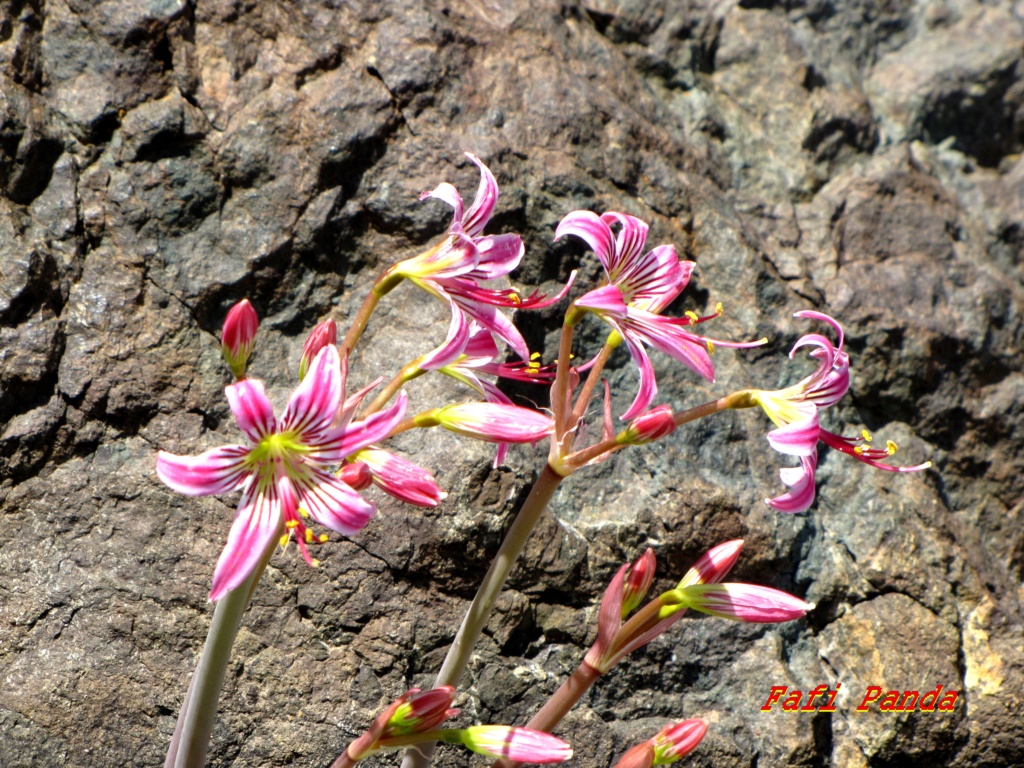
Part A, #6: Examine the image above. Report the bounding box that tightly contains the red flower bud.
[221,299,259,380]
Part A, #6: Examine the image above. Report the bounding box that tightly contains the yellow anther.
[509,292,522,304]
[685,310,700,324]
[569,353,576,359]
[854,446,864,455]
[319,534,328,543]
[279,534,289,547]
[861,429,873,442]
[285,519,300,530]
[707,340,716,355]
[531,352,542,360]
[886,440,898,455]
[715,302,723,315]
[299,508,310,518]
[311,558,321,568]
[305,529,314,543]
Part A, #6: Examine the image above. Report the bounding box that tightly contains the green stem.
[399,463,566,768]
[339,271,403,357]
[549,322,577,453]
[491,662,601,768]
[362,363,427,417]
[165,535,278,768]
[567,340,616,431]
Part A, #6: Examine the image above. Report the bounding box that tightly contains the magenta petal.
[157,446,249,496]
[359,448,446,508]
[420,303,471,371]
[766,413,820,456]
[420,181,464,230]
[226,378,277,443]
[296,467,376,535]
[332,393,409,459]
[600,211,649,276]
[626,312,716,383]
[280,345,343,439]
[794,309,844,353]
[620,334,659,421]
[555,210,615,269]
[682,583,814,622]
[466,233,524,279]
[575,284,629,317]
[456,298,530,361]
[461,153,499,236]
[766,454,818,513]
[618,245,687,312]
[209,480,283,601]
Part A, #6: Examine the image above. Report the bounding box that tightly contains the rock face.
[2,1,1022,766]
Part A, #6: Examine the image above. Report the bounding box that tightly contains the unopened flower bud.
[299,319,338,380]
[677,540,744,588]
[340,461,372,491]
[386,686,458,736]
[651,719,708,763]
[621,548,656,617]
[354,448,447,507]
[613,742,656,768]
[665,583,813,623]
[424,403,555,444]
[453,726,573,763]
[617,406,676,446]
[221,299,258,380]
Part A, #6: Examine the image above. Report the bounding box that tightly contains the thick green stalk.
[399,463,566,768]
[165,535,278,768]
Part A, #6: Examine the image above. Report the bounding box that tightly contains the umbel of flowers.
[156,153,930,768]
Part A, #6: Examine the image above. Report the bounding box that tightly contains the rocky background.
[2,0,1023,766]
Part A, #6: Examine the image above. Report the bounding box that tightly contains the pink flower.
[748,311,930,513]
[221,299,259,380]
[558,211,764,420]
[457,726,573,763]
[390,154,572,364]
[299,319,338,380]
[664,583,813,623]
[417,402,555,444]
[156,346,407,601]
[617,405,677,446]
[353,447,447,508]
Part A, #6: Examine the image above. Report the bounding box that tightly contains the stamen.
[305,529,314,543]
[530,352,542,361]
[707,340,715,355]
[299,508,310,518]
[861,429,873,442]
[886,440,898,455]
[685,310,700,324]
[715,302,723,315]
[279,533,289,547]
[318,534,329,543]
[286,519,300,530]
[854,446,864,455]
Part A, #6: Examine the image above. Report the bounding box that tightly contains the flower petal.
[280,345,343,439]
[419,302,471,371]
[679,582,814,622]
[765,410,820,456]
[356,448,447,508]
[461,153,499,236]
[465,233,524,280]
[600,211,649,277]
[766,454,818,513]
[157,445,250,496]
[296,467,376,535]
[328,393,409,459]
[575,284,629,318]
[419,181,464,229]
[209,479,284,601]
[226,378,277,443]
[555,210,616,271]
[620,334,659,421]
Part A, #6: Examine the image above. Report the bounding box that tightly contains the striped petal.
[555,210,616,271]
[766,411,820,456]
[465,233,524,279]
[296,467,376,535]
[600,211,649,277]
[461,153,499,236]
[209,478,284,601]
[766,454,818,513]
[280,345,343,440]
[157,445,250,496]
[619,247,690,312]
[419,181,464,230]
[328,393,408,459]
[226,378,277,443]
[620,333,659,421]
[420,302,471,371]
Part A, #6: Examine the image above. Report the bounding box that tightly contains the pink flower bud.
[651,718,708,763]
[340,461,372,491]
[221,299,259,380]
[355,448,447,507]
[617,406,676,446]
[386,686,458,736]
[299,319,338,380]
[676,540,744,588]
[457,726,573,763]
[667,583,813,623]
[621,548,657,617]
[420,403,554,444]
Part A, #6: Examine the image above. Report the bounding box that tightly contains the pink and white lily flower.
[157,346,408,601]
[557,211,765,420]
[390,154,573,364]
[750,311,930,513]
